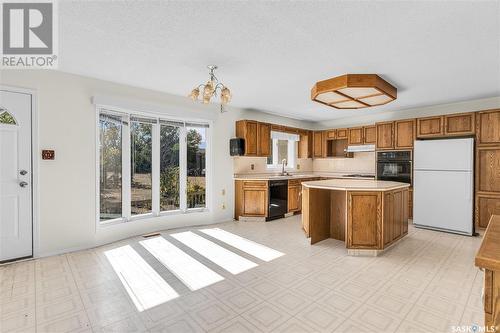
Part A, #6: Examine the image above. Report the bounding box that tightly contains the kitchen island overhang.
[301,179,411,256]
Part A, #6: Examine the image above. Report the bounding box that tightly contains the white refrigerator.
[413,138,474,236]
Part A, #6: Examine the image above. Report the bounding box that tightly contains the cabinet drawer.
[242,181,268,188]
[288,179,301,186]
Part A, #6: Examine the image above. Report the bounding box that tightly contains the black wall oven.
[376,150,412,185]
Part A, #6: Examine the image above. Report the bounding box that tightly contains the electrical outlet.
[221,189,225,195]
[297,164,301,170]
[251,164,255,170]
[222,203,226,210]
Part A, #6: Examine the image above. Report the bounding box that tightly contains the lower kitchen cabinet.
[234,180,268,219]
[347,192,382,248]
[476,194,500,229]
[288,181,301,213]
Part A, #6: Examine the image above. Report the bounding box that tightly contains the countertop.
[475,215,500,272]
[233,172,375,181]
[301,178,410,191]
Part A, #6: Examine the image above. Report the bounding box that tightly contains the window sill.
[98,208,209,228]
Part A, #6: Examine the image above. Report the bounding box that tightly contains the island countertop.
[302,179,410,191]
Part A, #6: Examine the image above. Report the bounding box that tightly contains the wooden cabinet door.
[243,188,267,216]
[313,131,324,158]
[383,192,394,246]
[476,194,500,228]
[402,189,409,234]
[376,121,394,150]
[347,192,381,249]
[348,127,364,145]
[336,128,348,139]
[257,122,271,157]
[395,119,415,149]
[326,130,336,139]
[392,190,403,240]
[288,185,301,212]
[444,113,475,136]
[236,120,258,156]
[408,188,413,219]
[363,125,376,144]
[298,132,308,159]
[477,110,500,145]
[477,147,500,193]
[417,116,444,138]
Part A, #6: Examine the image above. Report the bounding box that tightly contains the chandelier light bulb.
[189,88,200,101]
[221,87,231,104]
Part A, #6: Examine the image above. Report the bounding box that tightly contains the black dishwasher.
[268,180,288,221]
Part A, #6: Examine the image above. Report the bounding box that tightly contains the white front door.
[0,90,33,262]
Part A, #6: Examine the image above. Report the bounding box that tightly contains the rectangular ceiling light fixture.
[140,236,224,291]
[104,245,179,312]
[171,231,258,274]
[200,228,285,262]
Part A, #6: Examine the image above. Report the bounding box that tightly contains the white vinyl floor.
[0,215,484,333]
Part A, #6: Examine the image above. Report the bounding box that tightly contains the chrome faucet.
[281,158,289,176]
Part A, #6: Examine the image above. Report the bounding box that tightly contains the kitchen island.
[302,179,410,255]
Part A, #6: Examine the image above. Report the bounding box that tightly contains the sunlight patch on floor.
[171,231,258,274]
[104,245,179,312]
[201,228,285,262]
[140,236,224,291]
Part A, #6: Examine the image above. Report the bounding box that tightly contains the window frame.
[95,105,212,227]
[266,131,298,170]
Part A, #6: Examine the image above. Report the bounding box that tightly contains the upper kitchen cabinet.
[444,112,475,136]
[313,131,326,158]
[363,125,376,144]
[416,116,444,138]
[257,122,271,156]
[298,130,313,159]
[348,127,364,145]
[235,120,270,157]
[477,109,500,145]
[394,119,416,149]
[336,128,348,139]
[326,129,336,139]
[376,121,394,150]
[236,120,258,155]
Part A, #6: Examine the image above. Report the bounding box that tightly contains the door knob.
[20,170,28,175]
[19,181,28,188]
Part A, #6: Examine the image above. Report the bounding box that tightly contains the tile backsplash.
[233,157,313,174]
[233,152,375,175]
[312,152,376,174]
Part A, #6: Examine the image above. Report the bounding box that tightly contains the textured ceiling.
[58,1,500,121]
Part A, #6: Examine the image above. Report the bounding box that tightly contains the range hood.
[345,144,375,153]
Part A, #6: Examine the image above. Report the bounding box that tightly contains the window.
[186,124,207,209]
[130,117,153,215]
[160,121,181,211]
[98,109,210,224]
[99,113,124,221]
[267,131,299,169]
[0,109,17,125]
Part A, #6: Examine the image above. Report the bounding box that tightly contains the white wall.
[0,70,315,257]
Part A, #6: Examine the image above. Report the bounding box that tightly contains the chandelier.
[188,65,231,110]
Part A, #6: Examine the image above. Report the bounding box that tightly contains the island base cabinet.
[347,192,382,249]
[302,186,409,251]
